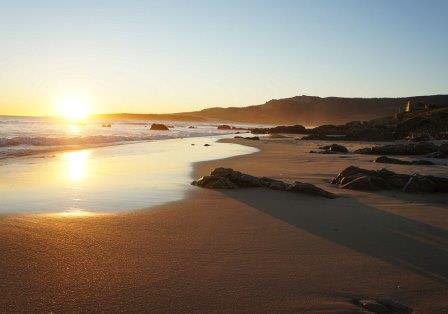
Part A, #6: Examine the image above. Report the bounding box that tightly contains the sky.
[0,0,447,116]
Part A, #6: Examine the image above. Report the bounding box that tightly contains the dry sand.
[1,138,448,312]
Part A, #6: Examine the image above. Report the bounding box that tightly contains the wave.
[0,135,157,148]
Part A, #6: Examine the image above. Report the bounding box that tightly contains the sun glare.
[57,96,92,121]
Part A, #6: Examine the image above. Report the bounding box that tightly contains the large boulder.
[150,123,169,131]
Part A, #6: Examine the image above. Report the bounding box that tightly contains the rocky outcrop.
[373,155,435,165]
[331,166,448,193]
[192,168,338,199]
[251,125,306,134]
[354,142,442,155]
[217,124,231,130]
[234,136,260,140]
[150,123,169,131]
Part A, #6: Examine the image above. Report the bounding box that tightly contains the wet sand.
[1,138,448,312]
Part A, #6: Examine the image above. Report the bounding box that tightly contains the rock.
[355,142,439,155]
[204,144,211,147]
[192,167,337,198]
[234,136,260,140]
[251,125,307,134]
[286,181,338,199]
[341,176,380,191]
[188,126,196,129]
[150,123,169,131]
[259,177,289,190]
[102,123,111,128]
[403,176,436,193]
[192,176,236,189]
[217,124,231,130]
[373,156,411,164]
[424,151,447,159]
[440,142,448,154]
[353,298,412,314]
[373,155,434,165]
[319,143,348,153]
[332,165,448,193]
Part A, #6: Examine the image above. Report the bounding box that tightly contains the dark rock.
[319,143,348,153]
[286,181,338,199]
[192,167,337,198]
[440,142,448,154]
[403,176,436,193]
[188,126,196,129]
[353,298,412,314]
[102,123,111,128]
[251,125,306,135]
[424,151,447,159]
[341,176,380,191]
[150,123,169,131]
[373,156,435,165]
[355,142,439,156]
[302,134,345,141]
[217,124,231,130]
[332,165,448,193]
[234,136,260,140]
[204,144,211,147]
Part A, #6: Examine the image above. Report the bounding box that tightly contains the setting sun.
[57,96,92,121]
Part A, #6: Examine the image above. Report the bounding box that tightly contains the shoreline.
[1,137,448,312]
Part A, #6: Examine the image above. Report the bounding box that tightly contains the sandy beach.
[1,137,448,312]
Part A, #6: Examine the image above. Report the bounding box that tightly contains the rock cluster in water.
[192,168,338,199]
[331,166,448,193]
[373,155,434,165]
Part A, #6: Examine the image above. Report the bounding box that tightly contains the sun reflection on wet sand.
[51,208,104,218]
[64,150,90,182]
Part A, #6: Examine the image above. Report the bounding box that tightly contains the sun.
[57,95,92,121]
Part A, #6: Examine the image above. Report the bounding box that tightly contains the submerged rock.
[192,167,337,198]
[150,123,169,131]
[332,165,448,193]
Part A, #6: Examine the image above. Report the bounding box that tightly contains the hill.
[189,95,448,126]
[96,95,448,126]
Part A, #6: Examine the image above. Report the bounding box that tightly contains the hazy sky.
[1,0,447,116]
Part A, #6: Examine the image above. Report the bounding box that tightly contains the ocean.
[0,115,245,159]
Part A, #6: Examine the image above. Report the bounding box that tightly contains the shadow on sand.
[222,188,448,283]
